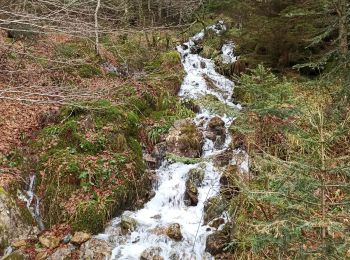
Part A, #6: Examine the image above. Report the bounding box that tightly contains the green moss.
[2,252,25,260]
[56,42,84,58]
[196,95,238,117]
[72,198,111,233]
[77,64,102,78]
[160,51,181,66]
[166,153,202,164]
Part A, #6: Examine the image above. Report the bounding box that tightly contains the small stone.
[39,235,60,249]
[166,223,183,241]
[71,232,91,245]
[140,247,163,260]
[36,251,49,260]
[79,238,112,259]
[12,240,27,248]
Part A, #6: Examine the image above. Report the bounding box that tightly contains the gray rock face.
[0,190,38,254]
[166,119,204,158]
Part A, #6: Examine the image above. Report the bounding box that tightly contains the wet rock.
[166,223,183,241]
[207,117,226,140]
[79,238,112,260]
[200,61,207,69]
[140,247,163,260]
[182,99,201,114]
[39,235,60,249]
[220,165,239,199]
[121,215,137,233]
[0,189,38,252]
[152,142,167,168]
[71,232,91,245]
[187,168,205,187]
[190,45,203,54]
[184,179,199,206]
[48,245,75,260]
[209,218,225,229]
[204,196,225,225]
[166,119,204,158]
[205,231,229,255]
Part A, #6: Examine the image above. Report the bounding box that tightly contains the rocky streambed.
[94,21,248,259]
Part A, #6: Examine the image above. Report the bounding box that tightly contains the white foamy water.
[99,21,248,259]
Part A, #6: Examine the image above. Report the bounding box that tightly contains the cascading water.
[18,175,45,230]
[98,21,246,259]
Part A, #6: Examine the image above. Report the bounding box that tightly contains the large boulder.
[205,231,229,255]
[166,119,204,158]
[166,223,183,241]
[79,238,112,260]
[206,117,226,149]
[0,188,38,255]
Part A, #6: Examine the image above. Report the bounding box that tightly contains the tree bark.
[94,0,101,55]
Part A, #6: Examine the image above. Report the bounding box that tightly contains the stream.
[98,21,246,259]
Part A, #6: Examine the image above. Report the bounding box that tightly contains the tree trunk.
[337,0,348,58]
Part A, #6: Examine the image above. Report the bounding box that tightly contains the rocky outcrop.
[206,117,226,149]
[0,188,38,255]
[166,223,183,241]
[187,168,205,187]
[166,119,204,158]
